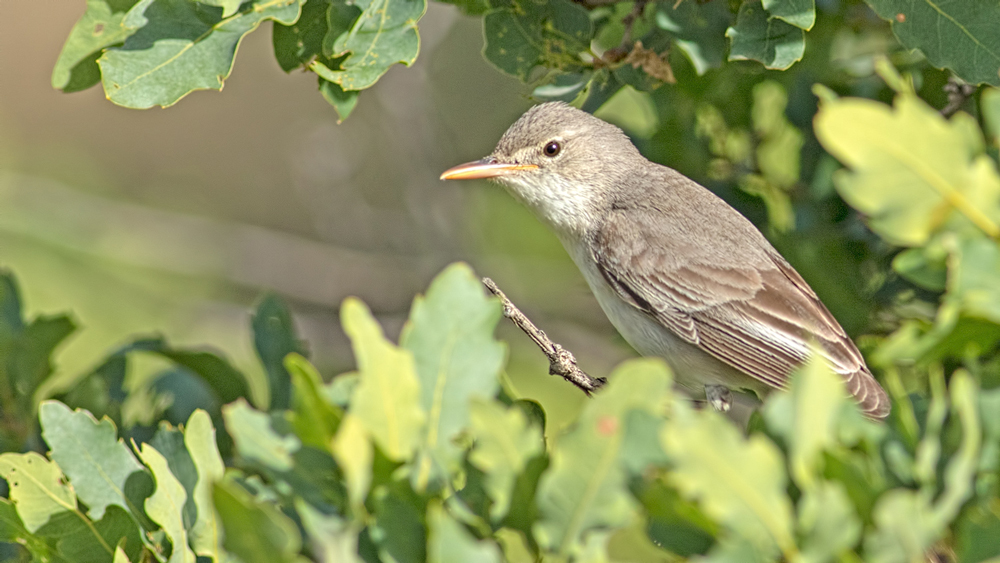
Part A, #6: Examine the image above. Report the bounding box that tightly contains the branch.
[940,76,975,118]
[482,278,607,396]
[601,0,649,63]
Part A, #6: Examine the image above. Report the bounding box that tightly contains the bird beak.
[439,158,538,180]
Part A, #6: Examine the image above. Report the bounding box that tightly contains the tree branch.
[482,277,607,396]
[940,76,975,118]
[601,0,649,63]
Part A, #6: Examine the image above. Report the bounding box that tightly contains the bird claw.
[705,384,732,413]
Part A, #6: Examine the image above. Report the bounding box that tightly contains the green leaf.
[273,0,329,71]
[10,315,75,409]
[184,410,225,560]
[532,72,590,102]
[341,297,424,461]
[0,271,24,348]
[865,371,980,560]
[332,414,373,508]
[467,399,544,521]
[983,87,1000,146]
[752,80,801,188]
[222,399,301,472]
[892,244,948,292]
[137,443,196,563]
[797,482,861,563]
[0,498,35,546]
[308,0,426,91]
[58,354,128,428]
[763,0,814,30]
[200,0,242,18]
[253,293,306,411]
[0,275,76,438]
[594,86,660,139]
[814,93,1000,245]
[533,359,672,555]
[323,372,359,407]
[321,0,363,57]
[427,502,503,563]
[296,500,364,563]
[368,483,427,563]
[482,0,592,81]
[319,77,360,122]
[863,490,938,561]
[655,0,732,76]
[949,235,1000,324]
[955,500,1000,562]
[400,263,505,491]
[662,403,795,558]
[51,0,142,92]
[640,480,716,557]
[287,353,341,450]
[0,452,76,533]
[934,370,980,522]
[52,506,142,563]
[214,480,301,563]
[726,0,804,70]
[39,401,148,522]
[130,337,251,405]
[0,461,142,563]
[762,353,850,491]
[700,536,772,563]
[866,0,1000,86]
[98,0,302,108]
[147,423,198,527]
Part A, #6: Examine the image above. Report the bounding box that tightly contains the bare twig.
[602,0,649,63]
[941,76,975,117]
[482,277,607,396]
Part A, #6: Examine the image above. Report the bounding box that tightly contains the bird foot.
[705,385,732,413]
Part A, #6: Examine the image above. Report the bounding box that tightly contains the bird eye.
[543,141,561,157]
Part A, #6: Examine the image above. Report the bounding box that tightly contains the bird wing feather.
[592,205,889,417]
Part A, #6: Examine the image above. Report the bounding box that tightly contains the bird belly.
[562,240,768,401]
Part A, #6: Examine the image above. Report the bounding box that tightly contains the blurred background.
[0,1,641,430]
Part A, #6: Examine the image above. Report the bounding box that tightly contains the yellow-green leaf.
[0,452,76,533]
[332,414,373,508]
[662,403,795,559]
[400,262,505,491]
[763,352,850,490]
[815,93,1000,245]
[342,297,424,461]
[533,359,672,555]
[467,399,543,521]
[184,410,225,560]
[137,443,196,563]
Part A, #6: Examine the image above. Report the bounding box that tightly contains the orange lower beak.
[439,159,538,180]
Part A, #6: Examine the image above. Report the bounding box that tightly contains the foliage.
[32,0,1000,561]
[53,0,1000,119]
[0,261,996,562]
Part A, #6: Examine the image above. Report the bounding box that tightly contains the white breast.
[559,236,767,400]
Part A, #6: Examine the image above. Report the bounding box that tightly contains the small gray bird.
[441,102,890,419]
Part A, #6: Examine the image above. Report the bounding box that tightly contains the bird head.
[440,102,641,236]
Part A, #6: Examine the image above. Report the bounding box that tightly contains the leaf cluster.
[0,260,993,562]
[53,0,1000,120]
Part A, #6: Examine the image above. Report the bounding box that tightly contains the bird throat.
[498,172,598,239]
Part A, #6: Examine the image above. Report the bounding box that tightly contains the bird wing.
[592,205,889,417]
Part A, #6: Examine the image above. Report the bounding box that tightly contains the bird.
[440,102,890,419]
